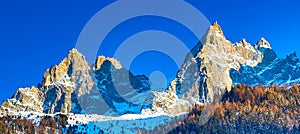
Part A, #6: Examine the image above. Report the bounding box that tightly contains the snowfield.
[1,110,188,133]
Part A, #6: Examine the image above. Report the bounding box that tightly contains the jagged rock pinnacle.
[152,22,263,114]
[241,38,247,44]
[200,21,225,45]
[67,48,86,62]
[95,56,122,70]
[255,37,271,49]
[239,38,253,48]
[210,21,224,36]
[42,49,89,86]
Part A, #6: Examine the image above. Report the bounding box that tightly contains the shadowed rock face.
[231,36,300,86]
[94,60,151,115]
[231,51,300,86]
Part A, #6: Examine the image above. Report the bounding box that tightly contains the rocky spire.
[210,21,224,36]
[152,21,263,114]
[95,56,122,70]
[255,37,272,49]
[42,49,89,86]
[239,38,254,49]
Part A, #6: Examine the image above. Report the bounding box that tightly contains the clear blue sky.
[0,0,299,102]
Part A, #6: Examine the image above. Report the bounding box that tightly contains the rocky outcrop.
[1,86,43,113]
[255,37,271,49]
[95,56,122,70]
[1,49,89,114]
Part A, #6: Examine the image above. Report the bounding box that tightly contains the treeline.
[0,115,35,134]
[143,84,300,134]
[0,114,68,134]
[1,84,300,133]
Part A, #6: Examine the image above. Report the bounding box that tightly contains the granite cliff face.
[153,23,300,114]
[1,49,92,114]
[0,49,151,115]
[151,22,264,114]
[1,87,43,113]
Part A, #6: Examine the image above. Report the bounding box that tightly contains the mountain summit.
[0,49,150,115]
[151,22,264,114]
[255,37,272,49]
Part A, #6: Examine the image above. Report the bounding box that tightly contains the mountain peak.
[241,38,248,44]
[69,48,79,53]
[209,21,224,36]
[255,37,271,49]
[42,48,89,86]
[213,21,219,26]
[95,56,122,70]
[200,21,225,45]
[286,51,298,64]
[67,48,85,60]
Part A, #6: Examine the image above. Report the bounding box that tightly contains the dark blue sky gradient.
[0,0,299,102]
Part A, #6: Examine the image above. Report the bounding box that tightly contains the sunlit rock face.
[0,49,151,115]
[1,87,43,113]
[1,49,91,114]
[151,22,263,114]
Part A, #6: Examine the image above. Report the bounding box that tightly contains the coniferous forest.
[142,84,300,134]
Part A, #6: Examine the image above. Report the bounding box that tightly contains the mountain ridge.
[0,22,300,133]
